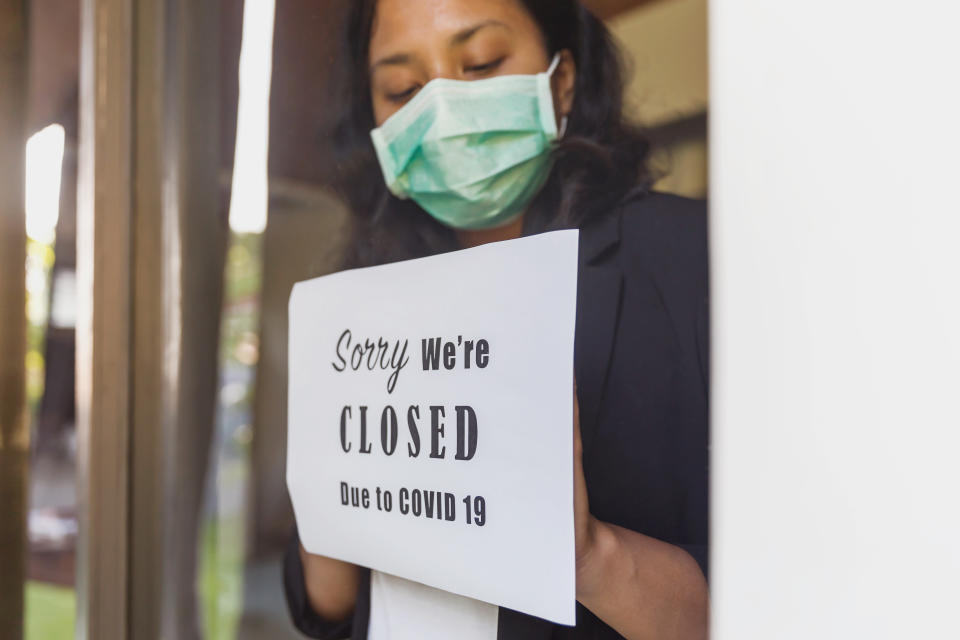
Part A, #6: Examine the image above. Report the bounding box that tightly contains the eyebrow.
[370,19,511,72]
[450,19,510,45]
[370,52,413,72]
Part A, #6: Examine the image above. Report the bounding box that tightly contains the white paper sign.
[368,570,499,640]
[287,230,578,625]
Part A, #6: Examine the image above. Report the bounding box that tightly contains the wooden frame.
[76,0,224,637]
[0,0,29,637]
[75,0,134,636]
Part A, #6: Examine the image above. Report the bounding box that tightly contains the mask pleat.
[370,54,562,230]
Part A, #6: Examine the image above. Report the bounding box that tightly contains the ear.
[551,49,577,123]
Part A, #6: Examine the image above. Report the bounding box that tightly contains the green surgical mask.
[371,54,563,230]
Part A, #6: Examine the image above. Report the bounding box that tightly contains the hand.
[570,383,709,639]
[299,544,361,621]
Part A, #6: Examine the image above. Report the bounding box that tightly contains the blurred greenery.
[25,238,74,640]
[225,232,263,301]
[24,229,263,640]
[200,513,245,640]
[220,232,263,378]
[25,582,75,640]
[24,519,245,640]
[25,238,54,413]
[199,231,262,640]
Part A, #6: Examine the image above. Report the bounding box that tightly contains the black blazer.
[283,191,710,640]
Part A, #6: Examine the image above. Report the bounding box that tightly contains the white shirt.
[368,570,499,640]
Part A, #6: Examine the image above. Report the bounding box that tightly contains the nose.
[425,57,465,83]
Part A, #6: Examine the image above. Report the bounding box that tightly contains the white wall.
[710,1,960,638]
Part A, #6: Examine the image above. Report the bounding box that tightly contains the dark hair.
[329,0,653,268]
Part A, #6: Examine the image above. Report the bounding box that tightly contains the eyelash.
[466,57,505,74]
[384,58,506,103]
[387,86,419,103]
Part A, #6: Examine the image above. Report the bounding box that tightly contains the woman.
[284,0,709,638]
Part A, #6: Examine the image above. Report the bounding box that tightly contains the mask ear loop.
[546,53,570,139]
[546,53,562,76]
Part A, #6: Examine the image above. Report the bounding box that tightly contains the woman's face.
[368,0,575,126]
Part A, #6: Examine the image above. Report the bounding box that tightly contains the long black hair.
[329,0,653,268]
